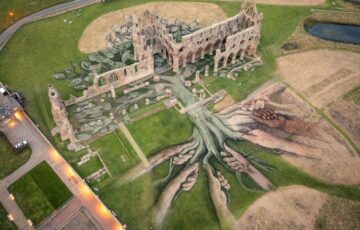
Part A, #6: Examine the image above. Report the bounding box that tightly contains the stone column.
[205,65,209,77]
[191,52,196,63]
[110,85,116,98]
[200,49,205,59]
[183,56,187,68]
[240,50,245,60]
[231,53,237,64]
[223,56,228,68]
[173,55,179,72]
[209,46,214,55]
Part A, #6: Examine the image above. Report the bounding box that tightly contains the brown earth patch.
[234,185,327,230]
[78,2,227,53]
[254,0,325,5]
[213,95,235,112]
[277,49,360,154]
[277,49,360,108]
[327,98,360,149]
[269,88,360,184]
[315,196,360,230]
[223,0,325,5]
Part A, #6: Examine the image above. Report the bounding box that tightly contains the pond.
[305,22,360,45]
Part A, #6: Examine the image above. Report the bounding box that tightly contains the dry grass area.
[315,196,360,230]
[269,88,360,184]
[78,2,227,53]
[234,185,327,230]
[327,99,360,149]
[213,95,235,112]
[253,0,325,5]
[277,49,360,108]
[223,0,325,5]
[277,49,360,149]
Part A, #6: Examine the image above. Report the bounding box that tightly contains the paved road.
[0,113,47,187]
[0,0,101,51]
[0,111,123,230]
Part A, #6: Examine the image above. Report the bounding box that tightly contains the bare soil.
[327,98,360,149]
[78,2,227,53]
[271,88,360,185]
[222,0,324,5]
[253,0,325,5]
[234,185,327,230]
[213,95,235,112]
[277,49,360,108]
[277,49,360,152]
[315,196,360,230]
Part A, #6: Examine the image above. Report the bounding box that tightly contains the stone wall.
[65,47,154,106]
[48,85,84,151]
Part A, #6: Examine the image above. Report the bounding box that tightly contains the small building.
[0,82,23,122]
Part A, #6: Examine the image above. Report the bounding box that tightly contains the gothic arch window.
[98,77,106,87]
[110,74,118,83]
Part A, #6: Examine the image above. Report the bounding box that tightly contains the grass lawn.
[0,204,17,230]
[90,130,140,177]
[1,0,358,229]
[0,0,70,33]
[76,156,103,178]
[0,132,31,179]
[8,161,72,226]
[128,109,193,156]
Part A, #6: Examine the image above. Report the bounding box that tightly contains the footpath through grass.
[8,161,72,226]
[0,132,31,179]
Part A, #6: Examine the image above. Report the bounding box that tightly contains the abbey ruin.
[132,2,262,72]
[49,2,263,151]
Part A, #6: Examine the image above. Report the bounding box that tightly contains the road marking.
[118,122,150,167]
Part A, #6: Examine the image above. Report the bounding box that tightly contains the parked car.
[14,140,28,150]
[0,87,7,95]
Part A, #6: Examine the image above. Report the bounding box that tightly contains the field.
[0,0,360,229]
[277,49,360,150]
[0,0,70,33]
[0,204,17,230]
[128,109,193,156]
[89,130,140,177]
[8,161,72,226]
[0,133,31,179]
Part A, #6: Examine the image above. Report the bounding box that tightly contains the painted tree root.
[112,77,318,229]
[205,164,235,230]
[223,144,273,190]
[117,140,195,186]
[152,163,199,229]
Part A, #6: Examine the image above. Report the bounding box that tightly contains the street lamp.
[7,214,14,221]
[8,11,15,17]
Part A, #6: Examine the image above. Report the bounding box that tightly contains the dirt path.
[118,122,150,167]
[78,2,227,53]
[234,185,327,230]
